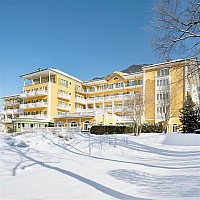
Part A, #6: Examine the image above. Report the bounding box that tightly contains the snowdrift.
[163,133,200,146]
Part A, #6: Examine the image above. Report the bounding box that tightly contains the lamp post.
[88,124,92,155]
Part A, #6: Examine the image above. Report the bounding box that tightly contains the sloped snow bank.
[163,133,200,146]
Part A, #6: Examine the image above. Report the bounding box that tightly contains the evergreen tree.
[179,94,197,133]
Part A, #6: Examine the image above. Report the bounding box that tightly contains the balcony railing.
[57,93,71,100]
[87,98,95,104]
[54,111,95,118]
[18,114,47,119]
[113,106,123,112]
[20,90,48,98]
[104,107,112,112]
[74,108,86,112]
[74,97,86,104]
[114,95,124,101]
[57,104,71,111]
[104,96,113,101]
[95,97,104,102]
[19,102,47,109]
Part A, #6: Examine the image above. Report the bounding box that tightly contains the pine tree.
[179,94,197,133]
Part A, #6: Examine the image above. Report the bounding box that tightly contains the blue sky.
[1,0,156,98]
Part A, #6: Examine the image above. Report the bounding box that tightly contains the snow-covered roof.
[50,68,83,83]
[1,94,20,99]
[20,68,83,83]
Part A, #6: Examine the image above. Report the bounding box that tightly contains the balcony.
[57,104,71,111]
[35,102,47,108]
[18,114,47,119]
[114,95,124,101]
[6,109,13,114]
[114,106,123,112]
[57,93,71,100]
[74,108,86,112]
[54,111,95,118]
[20,92,28,98]
[35,90,48,96]
[87,98,95,104]
[13,109,22,114]
[95,97,104,102]
[19,102,47,109]
[86,108,94,112]
[27,103,36,108]
[74,97,86,104]
[75,88,86,94]
[104,96,113,102]
[105,107,112,112]
[20,104,28,109]
[2,118,12,123]
[54,113,67,118]
[20,90,47,98]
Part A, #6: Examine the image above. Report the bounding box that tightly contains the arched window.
[70,121,77,127]
[84,120,91,130]
[58,121,64,127]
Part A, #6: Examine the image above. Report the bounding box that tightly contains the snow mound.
[163,133,200,146]
[5,137,28,148]
[16,141,29,148]
[5,137,16,146]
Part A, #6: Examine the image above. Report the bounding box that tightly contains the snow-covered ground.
[0,132,200,200]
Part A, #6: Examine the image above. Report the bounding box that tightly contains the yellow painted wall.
[144,69,156,122]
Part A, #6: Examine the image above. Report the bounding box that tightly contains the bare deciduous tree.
[123,91,144,136]
[150,0,200,58]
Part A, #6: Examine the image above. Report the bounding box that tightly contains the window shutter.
[66,80,68,88]
[58,77,61,85]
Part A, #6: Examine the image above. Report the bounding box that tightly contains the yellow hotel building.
[1,58,199,133]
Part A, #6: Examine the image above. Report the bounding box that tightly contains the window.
[173,124,178,132]
[138,79,143,85]
[108,84,113,89]
[58,121,64,127]
[84,120,91,130]
[51,77,55,83]
[129,80,135,86]
[70,121,77,127]
[69,82,72,85]
[61,79,68,87]
[116,82,123,88]
[113,77,119,80]
[97,85,104,91]
[157,68,169,77]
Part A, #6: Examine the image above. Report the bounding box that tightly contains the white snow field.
[0,132,200,200]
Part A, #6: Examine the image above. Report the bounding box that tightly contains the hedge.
[90,125,133,135]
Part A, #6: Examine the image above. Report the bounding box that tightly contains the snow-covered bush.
[5,137,15,146]
[16,141,29,148]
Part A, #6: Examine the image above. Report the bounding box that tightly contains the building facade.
[1,58,199,132]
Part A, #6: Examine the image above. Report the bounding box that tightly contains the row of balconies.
[54,112,95,118]
[0,109,23,115]
[75,94,131,105]
[19,102,47,109]
[3,101,20,106]
[18,114,47,119]
[18,91,133,105]
[82,84,142,94]
[20,90,48,98]
[74,106,124,113]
